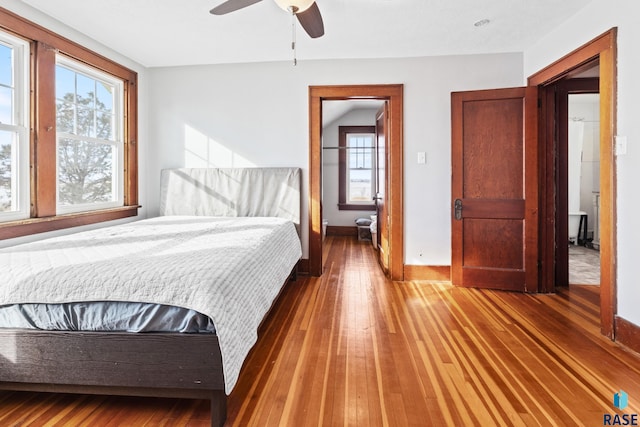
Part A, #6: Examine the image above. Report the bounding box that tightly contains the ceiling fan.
[210,0,325,39]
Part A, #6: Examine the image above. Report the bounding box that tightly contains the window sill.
[337,203,376,212]
[0,205,141,240]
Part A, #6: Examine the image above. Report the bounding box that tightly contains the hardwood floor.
[2,235,640,426]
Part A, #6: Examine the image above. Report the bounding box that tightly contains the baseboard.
[327,226,357,237]
[297,259,309,275]
[615,315,640,355]
[403,265,451,282]
[302,257,451,282]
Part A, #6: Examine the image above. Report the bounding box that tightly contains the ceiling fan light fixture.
[274,0,314,13]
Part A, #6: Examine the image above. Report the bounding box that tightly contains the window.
[0,31,29,222]
[338,126,376,211]
[56,56,124,214]
[0,8,138,240]
[347,133,374,202]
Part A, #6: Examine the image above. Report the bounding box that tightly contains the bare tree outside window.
[56,63,120,209]
[56,92,114,205]
[1,42,12,212]
[0,141,10,212]
[0,41,24,217]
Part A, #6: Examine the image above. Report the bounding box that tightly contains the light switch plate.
[615,135,627,156]
[417,152,426,164]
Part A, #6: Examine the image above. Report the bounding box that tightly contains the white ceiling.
[322,99,384,128]
[19,0,592,68]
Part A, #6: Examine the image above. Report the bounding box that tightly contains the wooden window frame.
[0,7,138,240]
[338,125,376,211]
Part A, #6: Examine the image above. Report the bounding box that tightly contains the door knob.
[454,199,463,220]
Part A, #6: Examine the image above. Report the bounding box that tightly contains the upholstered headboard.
[159,168,301,226]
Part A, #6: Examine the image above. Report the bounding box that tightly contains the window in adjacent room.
[0,30,29,222]
[55,56,124,214]
[338,126,376,211]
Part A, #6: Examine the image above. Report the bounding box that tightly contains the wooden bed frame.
[0,265,298,427]
[0,168,302,426]
[0,329,228,425]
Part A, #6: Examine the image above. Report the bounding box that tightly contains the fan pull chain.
[289,6,297,66]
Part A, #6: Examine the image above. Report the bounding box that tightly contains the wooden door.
[375,103,389,273]
[451,87,538,291]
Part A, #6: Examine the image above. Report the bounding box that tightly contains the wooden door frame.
[528,28,617,338]
[308,84,404,279]
[375,104,386,259]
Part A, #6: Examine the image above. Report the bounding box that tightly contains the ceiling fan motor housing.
[274,0,314,13]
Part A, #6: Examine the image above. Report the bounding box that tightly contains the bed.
[0,167,302,427]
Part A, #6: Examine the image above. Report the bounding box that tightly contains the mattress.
[0,301,215,333]
[0,215,302,394]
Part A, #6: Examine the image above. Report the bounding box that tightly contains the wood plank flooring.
[2,235,640,426]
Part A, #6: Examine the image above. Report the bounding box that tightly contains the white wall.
[524,0,640,325]
[147,54,524,260]
[0,1,149,248]
[322,108,378,227]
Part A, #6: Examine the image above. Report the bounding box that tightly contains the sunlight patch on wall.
[184,125,255,168]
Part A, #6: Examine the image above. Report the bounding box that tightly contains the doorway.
[559,76,601,287]
[308,84,404,280]
[530,28,617,338]
[320,99,383,269]
[567,92,601,286]
[449,29,616,336]
[568,92,600,286]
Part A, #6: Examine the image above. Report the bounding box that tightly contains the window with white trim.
[55,56,124,214]
[0,31,29,222]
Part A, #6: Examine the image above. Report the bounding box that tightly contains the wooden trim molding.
[527,30,614,86]
[33,41,57,218]
[0,206,140,240]
[336,204,376,211]
[125,75,139,206]
[296,258,310,275]
[615,316,640,356]
[403,265,451,282]
[327,226,357,237]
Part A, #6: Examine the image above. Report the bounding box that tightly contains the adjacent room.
[1,0,640,425]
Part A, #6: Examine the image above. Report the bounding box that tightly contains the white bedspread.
[0,216,302,394]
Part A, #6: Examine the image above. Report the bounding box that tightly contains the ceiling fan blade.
[210,0,263,15]
[296,2,324,38]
